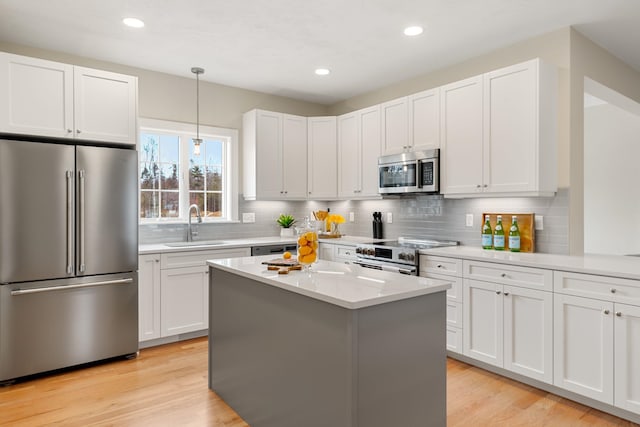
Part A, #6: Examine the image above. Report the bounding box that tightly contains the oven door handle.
[353,260,416,275]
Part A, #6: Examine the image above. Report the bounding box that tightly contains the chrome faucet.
[187,204,202,242]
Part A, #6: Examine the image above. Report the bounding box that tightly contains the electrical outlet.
[535,215,544,230]
[386,212,393,223]
[465,213,474,227]
[242,212,255,223]
[349,212,355,222]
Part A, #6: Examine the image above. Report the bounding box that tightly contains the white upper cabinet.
[408,88,440,152]
[243,109,308,200]
[440,75,484,195]
[380,97,409,155]
[441,58,557,198]
[73,67,137,144]
[0,53,138,144]
[307,116,337,199]
[337,105,381,198]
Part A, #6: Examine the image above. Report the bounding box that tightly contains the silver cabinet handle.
[67,129,73,133]
[603,309,610,315]
[66,170,74,274]
[437,264,443,268]
[610,288,616,294]
[483,184,488,188]
[496,290,502,295]
[78,169,86,273]
[504,292,510,296]
[501,273,507,278]
[11,278,133,296]
[616,312,622,317]
[476,184,481,188]
[76,129,82,134]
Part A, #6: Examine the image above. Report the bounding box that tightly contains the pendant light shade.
[191,67,205,156]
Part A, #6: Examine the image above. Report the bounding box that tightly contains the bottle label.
[494,235,505,249]
[509,236,521,250]
[481,234,492,247]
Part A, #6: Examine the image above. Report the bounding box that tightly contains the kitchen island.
[207,256,451,427]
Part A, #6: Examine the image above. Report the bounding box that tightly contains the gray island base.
[208,257,449,427]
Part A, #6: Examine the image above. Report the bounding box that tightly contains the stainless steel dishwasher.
[251,244,297,256]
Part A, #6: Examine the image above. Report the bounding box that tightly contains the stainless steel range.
[354,237,458,275]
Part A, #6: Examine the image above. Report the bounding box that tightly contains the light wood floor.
[0,337,637,427]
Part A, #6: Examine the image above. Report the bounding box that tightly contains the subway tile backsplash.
[140,189,569,255]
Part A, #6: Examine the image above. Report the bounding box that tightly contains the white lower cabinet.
[138,254,161,341]
[463,268,553,384]
[554,270,640,412]
[318,243,356,264]
[139,247,250,343]
[553,293,614,403]
[161,265,208,336]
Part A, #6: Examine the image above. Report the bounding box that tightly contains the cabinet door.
[281,114,307,198]
[318,243,334,261]
[161,266,208,336]
[139,254,161,341]
[553,293,614,404]
[503,286,553,383]
[380,97,409,155]
[307,116,337,199]
[0,53,74,138]
[463,279,503,367]
[408,88,440,151]
[359,105,381,197]
[440,76,483,195]
[74,67,137,144]
[255,110,283,198]
[614,303,640,414]
[483,61,536,193]
[337,112,360,197]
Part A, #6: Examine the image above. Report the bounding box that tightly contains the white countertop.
[139,235,387,255]
[421,246,640,281]
[208,255,451,309]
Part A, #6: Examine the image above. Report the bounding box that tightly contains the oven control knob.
[356,247,362,254]
[367,248,375,256]
[398,252,406,260]
[407,253,415,262]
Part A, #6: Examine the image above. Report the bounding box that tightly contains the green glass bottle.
[509,215,521,252]
[493,215,505,251]
[481,215,493,249]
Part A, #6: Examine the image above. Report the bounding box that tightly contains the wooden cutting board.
[481,213,535,252]
[261,258,300,267]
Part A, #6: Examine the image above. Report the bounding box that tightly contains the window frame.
[138,117,239,223]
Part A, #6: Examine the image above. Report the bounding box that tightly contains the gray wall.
[141,190,569,255]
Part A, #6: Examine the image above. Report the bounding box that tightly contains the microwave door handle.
[417,161,423,189]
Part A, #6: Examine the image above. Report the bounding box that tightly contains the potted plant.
[277,214,296,237]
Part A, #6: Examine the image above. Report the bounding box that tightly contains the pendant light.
[191,67,205,156]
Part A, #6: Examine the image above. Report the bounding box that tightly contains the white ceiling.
[1,0,639,105]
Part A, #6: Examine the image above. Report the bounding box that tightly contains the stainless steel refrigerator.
[0,137,138,383]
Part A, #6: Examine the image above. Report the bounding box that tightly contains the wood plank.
[0,337,637,426]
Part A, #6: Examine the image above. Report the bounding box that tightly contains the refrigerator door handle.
[66,170,74,274]
[78,169,86,273]
[10,278,134,296]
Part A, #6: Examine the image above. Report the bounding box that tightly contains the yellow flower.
[326,214,345,225]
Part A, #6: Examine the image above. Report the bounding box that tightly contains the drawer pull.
[437,264,443,268]
[616,311,622,317]
[610,288,616,294]
[501,273,507,278]
[504,292,510,296]
[496,290,501,295]
[603,309,610,315]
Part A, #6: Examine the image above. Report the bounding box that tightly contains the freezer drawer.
[0,272,138,382]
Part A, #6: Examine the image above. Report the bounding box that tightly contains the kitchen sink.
[164,240,228,247]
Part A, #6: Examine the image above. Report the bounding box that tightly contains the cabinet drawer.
[554,271,640,305]
[161,248,251,269]
[423,272,462,302]
[446,326,463,354]
[464,260,552,291]
[334,245,357,262]
[447,300,463,328]
[420,256,463,277]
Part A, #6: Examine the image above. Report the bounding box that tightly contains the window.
[138,118,238,222]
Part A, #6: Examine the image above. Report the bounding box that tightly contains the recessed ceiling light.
[404,26,424,36]
[315,68,330,76]
[123,17,145,28]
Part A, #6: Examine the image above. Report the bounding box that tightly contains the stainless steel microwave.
[378,149,439,194]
